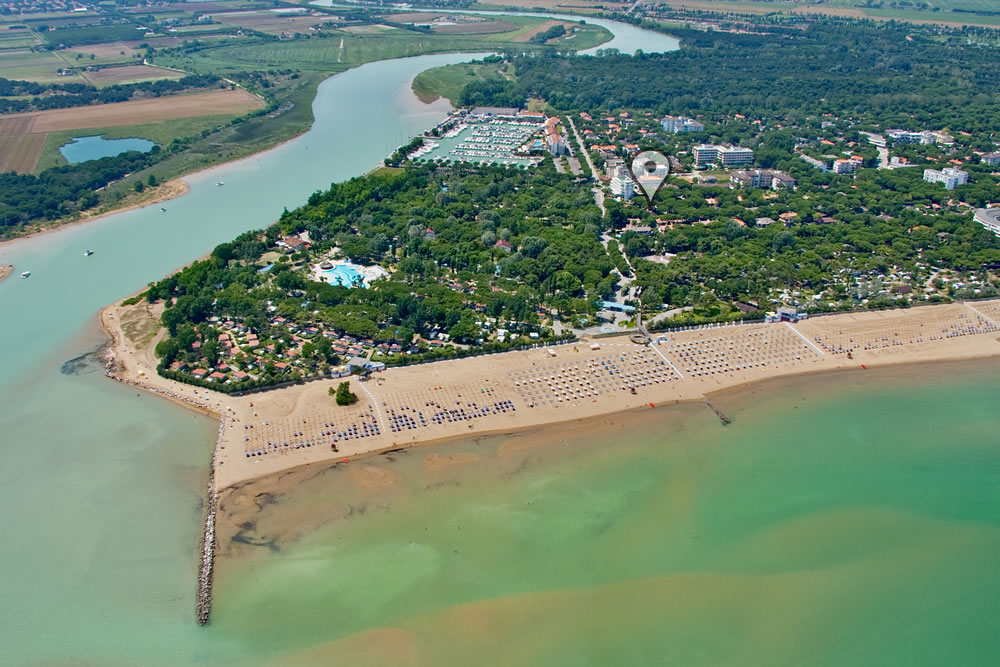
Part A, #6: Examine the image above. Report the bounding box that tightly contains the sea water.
[209,360,1000,666]
[1,20,996,666]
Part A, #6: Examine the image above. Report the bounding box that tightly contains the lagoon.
[59,135,158,163]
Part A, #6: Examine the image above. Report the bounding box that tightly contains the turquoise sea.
[0,16,997,666]
[207,360,1000,666]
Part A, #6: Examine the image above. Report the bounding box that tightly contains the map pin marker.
[626,149,671,209]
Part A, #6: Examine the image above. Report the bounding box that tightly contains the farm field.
[387,12,519,34]
[0,133,46,174]
[0,30,40,49]
[85,64,185,87]
[159,29,572,73]
[63,42,142,65]
[0,88,262,135]
[661,0,1000,27]
[473,0,630,12]
[0,49,87,83]
[210,9,327,35]
[512,19,572,42]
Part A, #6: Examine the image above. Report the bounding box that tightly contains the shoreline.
[0,264,12,281]
[99,296,1000,493]
[0,125,309,250]
[0,179,191,248]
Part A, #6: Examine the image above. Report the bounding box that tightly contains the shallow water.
[1,15,995,665]
[0,16,682,664]
[211,360,1000,666]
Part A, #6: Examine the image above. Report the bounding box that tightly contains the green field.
[863,7,1000,25]
[411,60,509,104]
[0,9,610,235]
[0,50,87,83]
[0,30,41,49]
[33,114,249,172]
[159,18,611,75]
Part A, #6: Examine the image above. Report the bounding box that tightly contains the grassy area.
[1,11,611,237]
[0,31,41,49]
[863,7,1000,25]
[0,49,87,83]
[411,60,509,104]
[34,115,245,173]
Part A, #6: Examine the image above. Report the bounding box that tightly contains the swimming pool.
[323,263,363,287]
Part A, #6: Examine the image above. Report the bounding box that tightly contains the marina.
[413,111,546,168]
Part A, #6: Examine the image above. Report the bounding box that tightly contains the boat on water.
[217,181,224,186]
[84,250,94,257]
[21,271,30,278]
[160,207,167,212]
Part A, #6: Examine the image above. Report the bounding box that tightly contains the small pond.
[59,135,157,163]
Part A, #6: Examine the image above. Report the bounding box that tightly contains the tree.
[334,381,357,406]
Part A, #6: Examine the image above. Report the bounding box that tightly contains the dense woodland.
[0,150,160,228]
[0,74,224,114]
[467,21,1000,140]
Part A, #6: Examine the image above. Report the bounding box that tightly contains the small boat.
[21,271,30,278]
[160,207,167,212]
[217,181,224,187]
[84,250,94,257]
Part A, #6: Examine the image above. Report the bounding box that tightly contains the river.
[0,19,680,666]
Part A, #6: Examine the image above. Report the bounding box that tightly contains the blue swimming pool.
[323,264,363,287]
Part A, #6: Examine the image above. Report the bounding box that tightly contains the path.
[356,379,386,433]
[338,37,344,62]
[565,116,607,217]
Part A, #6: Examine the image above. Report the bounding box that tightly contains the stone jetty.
[104,355,223,625]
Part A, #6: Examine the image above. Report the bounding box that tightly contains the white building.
[693,144,753,167]
[730,169,795,190]
[923,167,969,190]
[832,159,855,175]
[661,115,704,133]
[692,144,719,166]
[974,208,1000,237]
[605,157,626,180]
[859,131,887,148]
[888,129,936,145]
[720,146,754,166]
[610,176,634,200]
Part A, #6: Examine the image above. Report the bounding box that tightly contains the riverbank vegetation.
[0,3,612,239]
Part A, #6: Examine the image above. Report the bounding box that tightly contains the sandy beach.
[0,264,12,281]
[99,298,1000,493]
